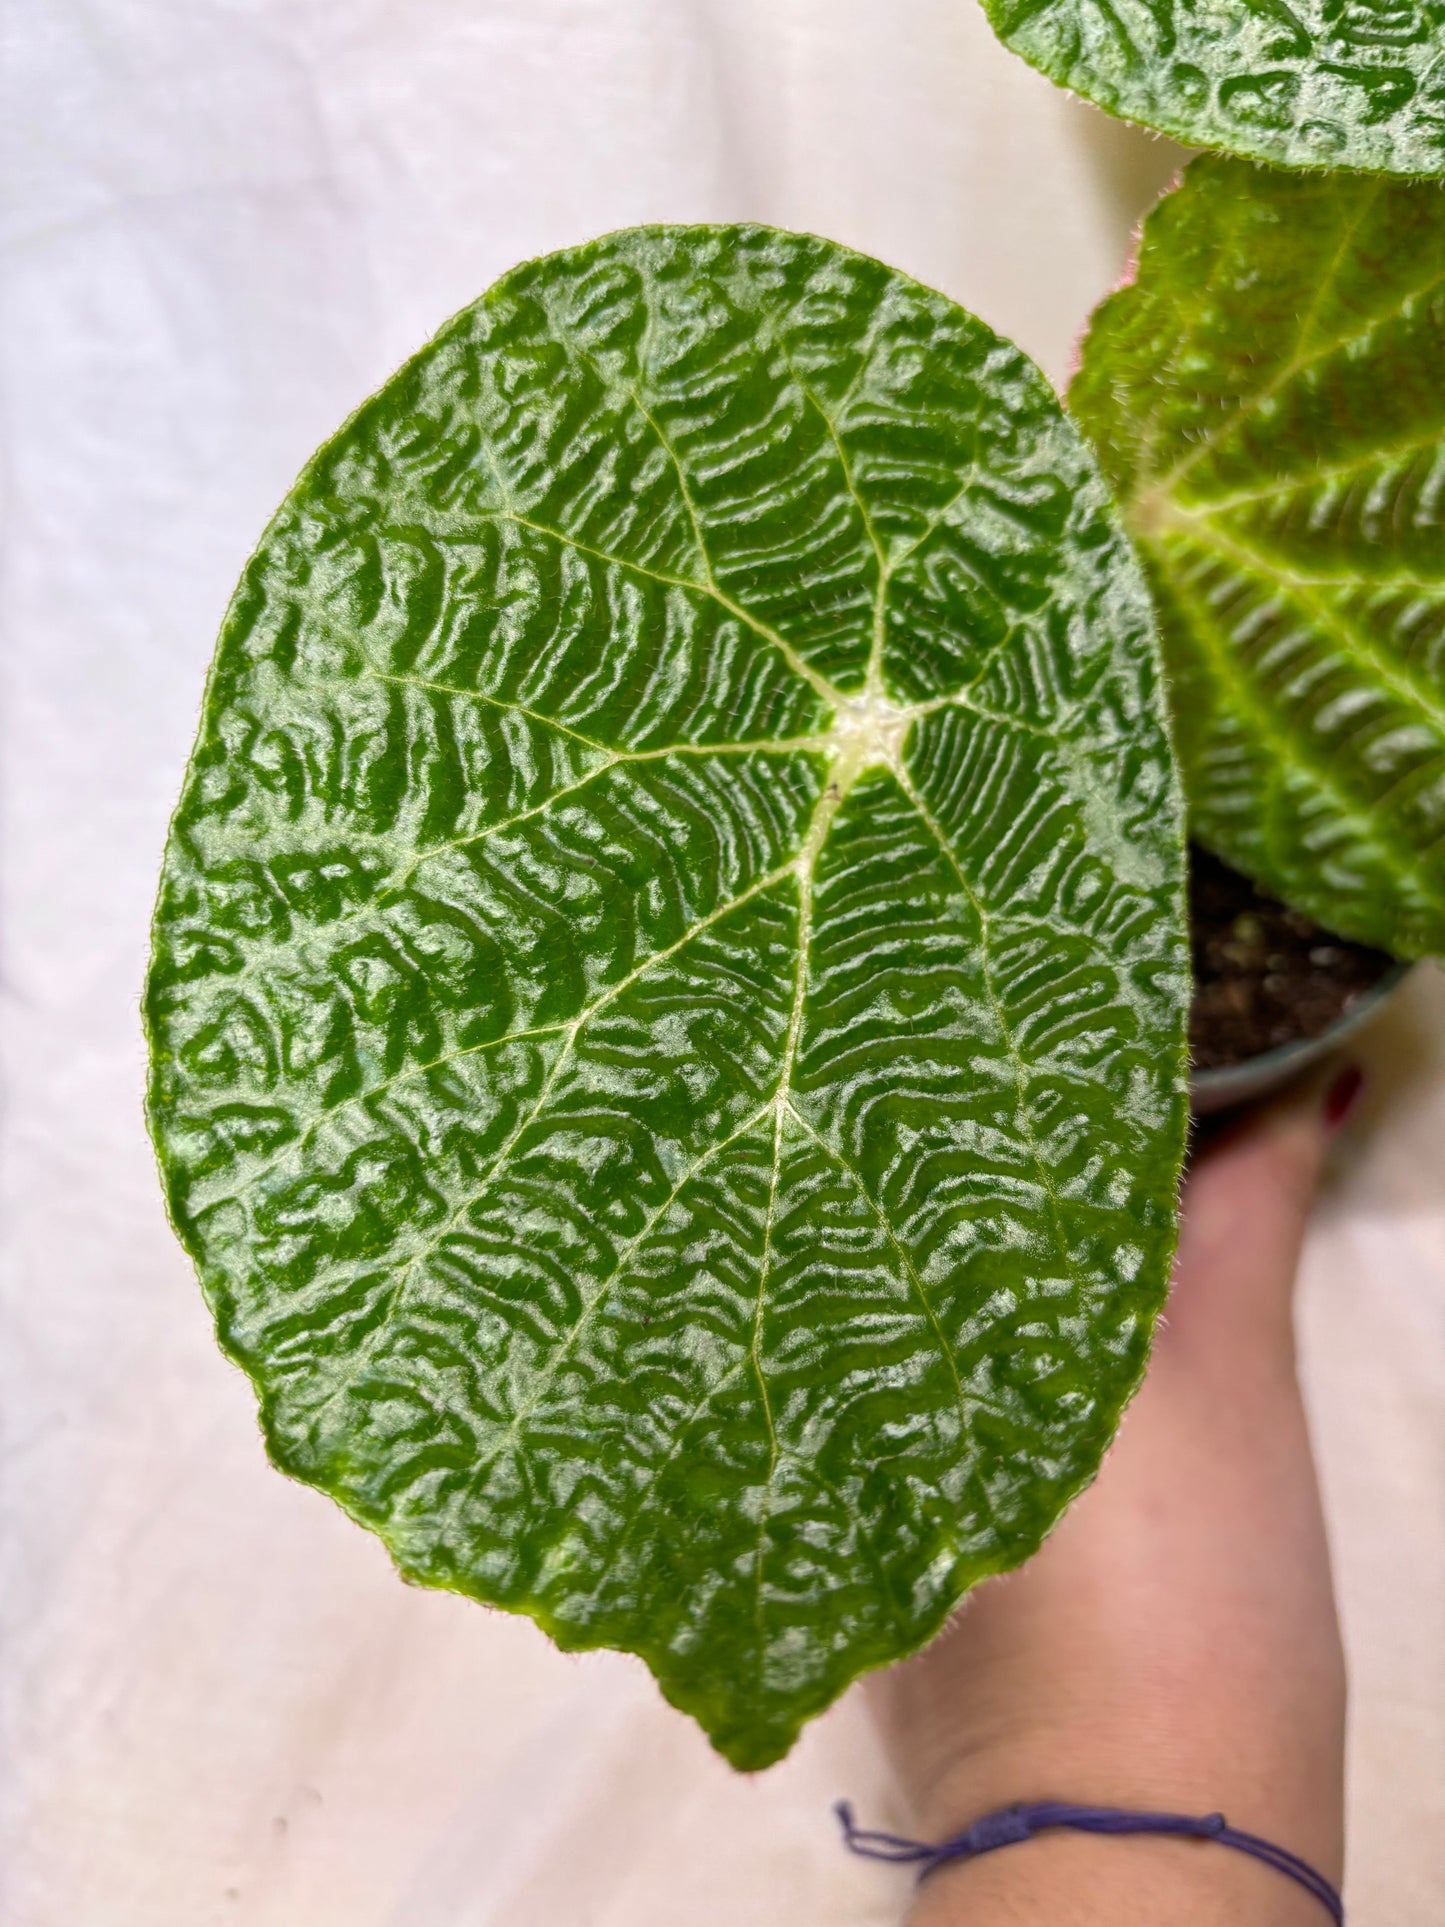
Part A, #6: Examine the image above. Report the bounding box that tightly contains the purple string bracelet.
[836,1798,1343,1922]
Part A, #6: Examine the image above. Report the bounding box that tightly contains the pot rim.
[1188,960,1414,1116]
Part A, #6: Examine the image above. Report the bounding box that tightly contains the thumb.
[1157,1061,1361,1372]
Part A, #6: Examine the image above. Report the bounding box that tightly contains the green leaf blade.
[148,225,1188,1768]
[1073,158,1445,957]
[981,0,1445,177]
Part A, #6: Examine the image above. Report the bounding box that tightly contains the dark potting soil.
[1188,846,1398,1071]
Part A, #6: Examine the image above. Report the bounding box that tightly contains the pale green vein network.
[206,701,961,1398]
[892,761,1076,1268]
[176,663,1062,1120]
[148,222,1189,1772]
[415,505,845,704]
[785,1102,967,1422]
[249,854,803,1297]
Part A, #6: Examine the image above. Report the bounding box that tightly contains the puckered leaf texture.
[1073,159,1445,960]
[981,0,1445,177]
[146,226,1188,1768]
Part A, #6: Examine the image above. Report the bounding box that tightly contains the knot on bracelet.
[957,1807,1033,1854]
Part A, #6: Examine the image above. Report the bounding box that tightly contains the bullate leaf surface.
[981,0,1445,176]
[147,225,1188,1768]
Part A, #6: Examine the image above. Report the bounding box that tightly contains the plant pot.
[1185,845,1409,1117]
[1190,960,1412,1116]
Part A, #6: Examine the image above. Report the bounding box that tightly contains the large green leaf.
[146,226,1188,1769]
[981,0,1445,176]
[1073,158,1445,959]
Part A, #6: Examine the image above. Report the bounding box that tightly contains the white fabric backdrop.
[3,3,1441,1921]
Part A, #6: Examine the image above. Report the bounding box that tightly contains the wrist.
[909,1709,1273,1843]
[904,1825,1335,1927]
[906,1704,1340,1868]
[873,1610,1344,1876]
[875,1693,1343,1927]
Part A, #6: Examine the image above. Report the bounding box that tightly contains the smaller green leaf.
[981,0,1445,177]
[1072,156,1445,959]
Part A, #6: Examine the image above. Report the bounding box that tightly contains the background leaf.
[1073,158,1445,959]
[981,0,1445,176]
[146,226,1188,1769]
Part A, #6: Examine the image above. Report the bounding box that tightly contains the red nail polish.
[1324,1065,1365,1130]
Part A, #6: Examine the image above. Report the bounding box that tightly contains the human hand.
[870,1067,1358,1925]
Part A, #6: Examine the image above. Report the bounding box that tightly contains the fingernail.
[1324,1064,1365,1130]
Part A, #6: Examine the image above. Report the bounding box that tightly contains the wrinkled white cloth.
[2,3,1441,1922]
